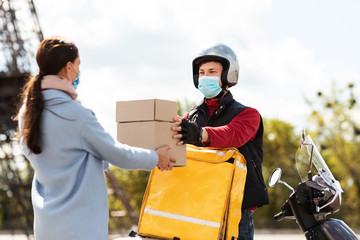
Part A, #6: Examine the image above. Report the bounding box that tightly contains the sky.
[31,0,360,139]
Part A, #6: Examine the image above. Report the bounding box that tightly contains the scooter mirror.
[269,168,282,187]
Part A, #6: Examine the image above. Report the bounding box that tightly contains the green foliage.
[254,119,300,228]
[305,81,360,229]
[107,167,150,231]
[177,98,197,116]
[256,82,360,230]
[109,168,150,213]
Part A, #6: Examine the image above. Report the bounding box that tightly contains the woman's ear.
[65,61,73,74]
[56,62,72,77]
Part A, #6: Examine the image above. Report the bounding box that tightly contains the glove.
[179,118,203,144]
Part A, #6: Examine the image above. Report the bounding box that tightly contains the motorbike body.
[269,130,359,240]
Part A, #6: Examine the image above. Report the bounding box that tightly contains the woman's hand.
[155,145,176,171]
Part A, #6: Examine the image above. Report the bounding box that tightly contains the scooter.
[268,130,359,240]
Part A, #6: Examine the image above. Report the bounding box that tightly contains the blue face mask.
[70,63,80,90]
[72,71,80,90]
[198,76,222,98]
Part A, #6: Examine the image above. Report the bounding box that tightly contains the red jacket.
[184,97,260,148]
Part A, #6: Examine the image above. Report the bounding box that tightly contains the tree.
[107,168,150,231]
[305,81,360,229]
[254,118,300,228]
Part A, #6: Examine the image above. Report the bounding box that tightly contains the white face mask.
[198,76,222,98]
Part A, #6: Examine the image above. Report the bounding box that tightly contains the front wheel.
[305,219,359,240]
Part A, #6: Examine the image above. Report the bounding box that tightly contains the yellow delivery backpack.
[137,145,247,240]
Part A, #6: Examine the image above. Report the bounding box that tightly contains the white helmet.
[192,43,239,89]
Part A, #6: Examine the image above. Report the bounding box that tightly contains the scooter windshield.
[295,135,343,193]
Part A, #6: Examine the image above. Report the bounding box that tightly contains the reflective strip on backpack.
[236,160,247,170]
[144,208,221,229]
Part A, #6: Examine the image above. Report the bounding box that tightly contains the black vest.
[188,92,269,209]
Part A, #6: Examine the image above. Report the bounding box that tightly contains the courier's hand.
[155,145,176,171]
[172,116,185,145]
[172,117,203,145]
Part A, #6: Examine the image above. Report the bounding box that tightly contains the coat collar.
[199,91,234,110]
[42,89,73,106]
[41,75,78,99]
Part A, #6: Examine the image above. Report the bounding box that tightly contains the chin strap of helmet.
[217,90,225,99]
[211,89,228,99]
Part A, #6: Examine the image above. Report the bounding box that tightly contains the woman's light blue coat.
[20,89,158,240]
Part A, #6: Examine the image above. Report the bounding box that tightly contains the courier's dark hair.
[15,36,78,154]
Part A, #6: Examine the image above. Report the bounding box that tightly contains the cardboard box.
[116,99,178,122]
[117,121,186,166]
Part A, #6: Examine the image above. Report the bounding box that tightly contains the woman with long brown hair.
[15,36,175,240]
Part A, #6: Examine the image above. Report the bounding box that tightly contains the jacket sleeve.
[79,113,158,170]
[205,108,260,148]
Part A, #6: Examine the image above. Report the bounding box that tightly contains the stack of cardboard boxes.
[116,99,186,166]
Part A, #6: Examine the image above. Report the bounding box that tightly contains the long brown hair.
[15,36,78,154]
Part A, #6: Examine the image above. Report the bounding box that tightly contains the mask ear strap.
[67,73,72,82]
[70,62,78,72]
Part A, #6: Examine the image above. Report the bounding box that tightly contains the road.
[2,229,359,240]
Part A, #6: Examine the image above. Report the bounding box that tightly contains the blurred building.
[0,0,43,237]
